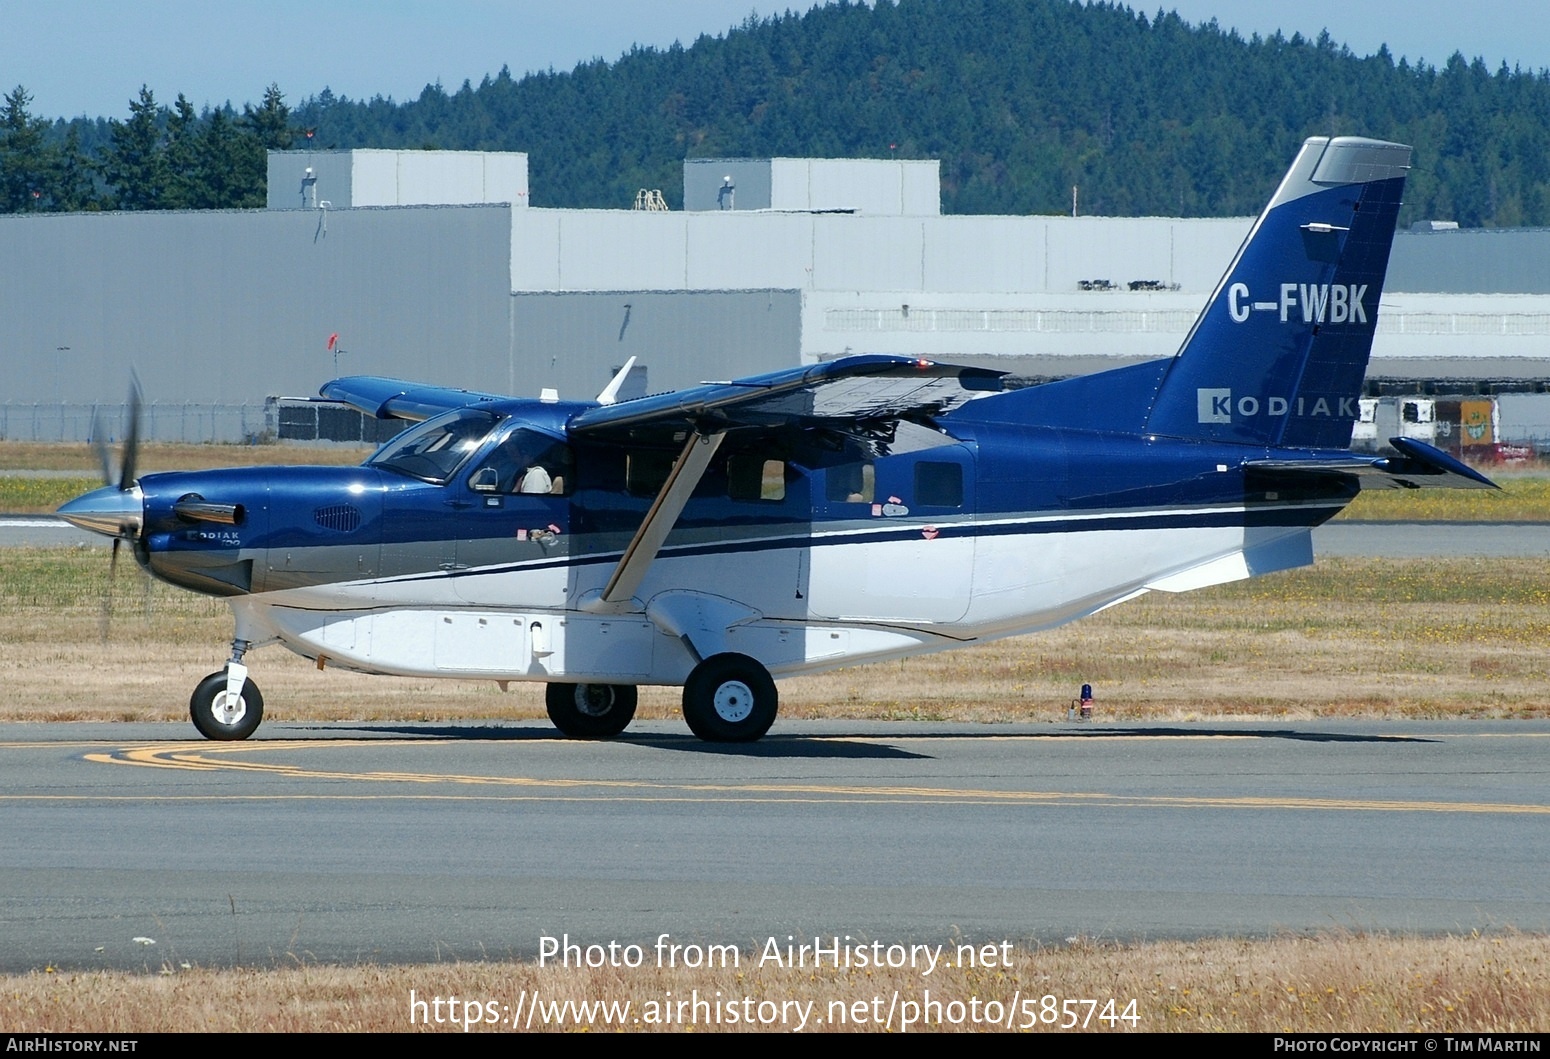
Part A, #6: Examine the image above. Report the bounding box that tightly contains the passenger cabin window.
[728,456,786,502]
[914,461,963,508]
[826,462,875,503]
[468,428,573,495]
[627,450,678,496]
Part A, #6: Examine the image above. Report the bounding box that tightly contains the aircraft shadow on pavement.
[292,723,933,760]
[1076,726,1438,744]
[282,721,1435,752]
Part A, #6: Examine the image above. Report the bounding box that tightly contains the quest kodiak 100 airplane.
[59,136,1492,743]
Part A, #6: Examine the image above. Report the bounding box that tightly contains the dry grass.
[793,557,1550,721]
[2,933,1544,1032]
[3,551,1550,725]
[6,550,1550,723]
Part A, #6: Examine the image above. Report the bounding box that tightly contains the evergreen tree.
[101,86,171,210]
[162,94,201,208]
[243,83,295,149]
[194,108,261,208]
[51,127,99,211]
[234,83,296,205]
[0,86,57,211]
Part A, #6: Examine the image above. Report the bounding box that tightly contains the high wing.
[571,355,1004,606]
[320,377,509,422]
[567,354,1004,440]
[1246,437,1497,490]
[322,355,1003,432]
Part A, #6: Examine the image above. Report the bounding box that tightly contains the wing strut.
[599,431,725,605]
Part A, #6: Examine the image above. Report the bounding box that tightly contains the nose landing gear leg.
[190,637,265,741]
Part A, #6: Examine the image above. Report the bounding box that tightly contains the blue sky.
[4,1,1547,121]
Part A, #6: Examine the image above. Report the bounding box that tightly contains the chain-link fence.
[0,400,402,445]
[0,403,272,443]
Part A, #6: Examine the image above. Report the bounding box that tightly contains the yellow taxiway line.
[33,737,1543,816]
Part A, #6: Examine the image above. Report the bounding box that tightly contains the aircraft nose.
[57,483,144,538]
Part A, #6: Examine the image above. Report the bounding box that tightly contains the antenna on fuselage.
[595,355,638,406]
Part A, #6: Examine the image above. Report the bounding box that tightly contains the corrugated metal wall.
[1388,228,1550,295]
[7,172,1550,443]
[0,204,513,437]
[513,208,1248,294]
[511,289,801,398]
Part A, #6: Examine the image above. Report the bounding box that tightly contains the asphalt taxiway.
[2,720,1546,971]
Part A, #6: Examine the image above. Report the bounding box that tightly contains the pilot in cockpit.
[473,430,559,495]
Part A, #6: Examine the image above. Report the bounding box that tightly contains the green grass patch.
[1337,474,1550,521]
[0,476,98,514]
[0,546,110,609]
[0,545,222,618]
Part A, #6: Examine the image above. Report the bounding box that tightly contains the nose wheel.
[190,645,264,740]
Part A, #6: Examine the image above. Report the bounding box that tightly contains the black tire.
[681,653,778,743]
[189,670,264,741]
[545,683,637,738]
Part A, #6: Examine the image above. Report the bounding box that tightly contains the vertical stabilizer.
[1145,137,1410,448]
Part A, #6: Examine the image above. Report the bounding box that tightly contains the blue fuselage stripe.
[375,502,1339,587]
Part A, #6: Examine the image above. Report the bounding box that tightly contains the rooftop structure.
[265,149,529,210]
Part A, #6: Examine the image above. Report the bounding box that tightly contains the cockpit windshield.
[367,408,502,484]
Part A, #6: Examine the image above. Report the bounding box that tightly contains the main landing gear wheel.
[681,653,778,743]
[545,683,638,738]
[189,671,264,741]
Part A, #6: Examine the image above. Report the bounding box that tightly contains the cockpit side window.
[368,408,502,484]
[469,428,574,496]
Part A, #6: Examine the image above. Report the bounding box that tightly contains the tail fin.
[1144,136,1410,448]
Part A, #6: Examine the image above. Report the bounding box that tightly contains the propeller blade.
[100,537,120,645]
[119,373,142,490]
[90,374,147,644]
[89,407,113,486]
[139,548,153,625]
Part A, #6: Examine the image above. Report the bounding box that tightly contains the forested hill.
[285,0,1550,224]
[13,0,1550,224]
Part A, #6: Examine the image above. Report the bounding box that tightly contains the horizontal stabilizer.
[320,377,507,421]
[1246,437,1497,490]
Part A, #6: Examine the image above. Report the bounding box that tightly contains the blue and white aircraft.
[60,136,1492,743]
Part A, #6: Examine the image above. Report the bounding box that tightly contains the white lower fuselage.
[236,500,1329,687]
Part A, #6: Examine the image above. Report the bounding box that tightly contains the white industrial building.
[2,147,1548,441]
